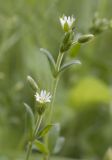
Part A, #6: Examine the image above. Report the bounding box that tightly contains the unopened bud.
[78,34,94,43]
[27,76,38,91]
[60,15,75,32]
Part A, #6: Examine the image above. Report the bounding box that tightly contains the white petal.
[41,90,46,98]
[60,18,65,27]
[64,16,67,21]
[40,90,44,97]
[43,90,47,96]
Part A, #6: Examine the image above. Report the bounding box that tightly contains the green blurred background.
[0,0,112,159]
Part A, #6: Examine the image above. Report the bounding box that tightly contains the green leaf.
[34,139,48,154]
[24,103,35,138]
[53,137,65,154]
[60,60,81,72]
[69,77,111,108]
[48,123,60,153]
[40,48,56,75]
[37,124,54,138]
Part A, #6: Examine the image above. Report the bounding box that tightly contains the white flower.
[35,90,52,104]
[60,15,75,32]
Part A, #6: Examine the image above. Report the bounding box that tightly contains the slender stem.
[26,141,32,160]
[49,77,59,122]
[34,115,43,137]
[44,52,64,160]
[56,52,64,70]
[26,115,43,160]
[49,52,64,122]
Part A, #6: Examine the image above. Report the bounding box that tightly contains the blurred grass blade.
[60,60,81,72]
[34,139,48,154]
[24,103,35,138]
[37,124,54,138]
[0,33,20,60]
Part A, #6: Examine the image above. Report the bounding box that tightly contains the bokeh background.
[0,0,112,159]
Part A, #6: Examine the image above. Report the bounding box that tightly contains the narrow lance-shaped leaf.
[37,124,54,138]
[24,103,35,138]
[59,60,81,72]
[48,123,60,153]
[40,48,56,75]
[53,137,65,154]
[34,139,49,154]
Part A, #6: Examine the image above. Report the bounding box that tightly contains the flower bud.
[60,15,75,32]
[78,34,94,43]
[60,31,74,53]
[27,76,38,91]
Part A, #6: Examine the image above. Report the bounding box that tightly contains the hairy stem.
[26,115,43,160]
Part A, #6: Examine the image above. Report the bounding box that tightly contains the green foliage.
[69,77,111,107]
[34,139,48,154]
[40,48,56,76]
[37,124,54,138]
[0,0,112,159]
[69,43,81,57]
[60,60,81,73]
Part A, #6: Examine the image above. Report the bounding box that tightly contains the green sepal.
[63,32,71,44]
[37,124,54,138]
[59,60,81,73]
[24,103,35,139]
[33,139,49,154]
[40,48,56,76]
[63,22,69,32]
